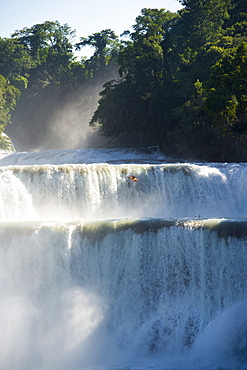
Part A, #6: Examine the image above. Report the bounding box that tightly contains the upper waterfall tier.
[0,162,246,221]
[0,147,168,166]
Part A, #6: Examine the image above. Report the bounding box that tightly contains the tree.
[12,21,75,63]
[91,8,178,145]
[205,42,247,136]
[226,0,247,36]
[0,37,34,80]
[7,21,87,150]
[119,8,177,93]
[12,21,79,90]
[90,78,150,145]
[2,3,246,159]
[0,75,20,149]
[75,29,120,78]
[178,0,231,47]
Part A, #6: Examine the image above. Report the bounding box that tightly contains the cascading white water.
[0,148,246,370]
[0,162,247,221]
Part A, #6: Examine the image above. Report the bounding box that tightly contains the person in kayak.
[126,175,138,187]
[128,175,138,182]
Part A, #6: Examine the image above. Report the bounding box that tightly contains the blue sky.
[0,0,183,57]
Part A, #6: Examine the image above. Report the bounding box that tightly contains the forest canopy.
[0,0,246,161]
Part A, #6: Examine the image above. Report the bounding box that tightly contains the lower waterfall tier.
[0,217,246,369]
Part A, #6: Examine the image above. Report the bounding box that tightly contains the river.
[0,147,246,370]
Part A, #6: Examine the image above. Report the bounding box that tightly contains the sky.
[0,0,183,57]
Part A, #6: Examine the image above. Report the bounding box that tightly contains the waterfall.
[0,148,246,370]
[0,162,247,221]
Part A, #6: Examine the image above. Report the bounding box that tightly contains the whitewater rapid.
[0,162,247,221]
[0,147,246,370]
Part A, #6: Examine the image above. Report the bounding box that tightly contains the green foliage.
[0,75,20,124]
[205,42,247,134]
[119,8,177,87]
[178,0,231,46]
[12,21,75,63]
[8,75,29,91]
[1,2,247,160]
[91,8,178,147]
[0,75,20,149]
[75,29,120,78]
[5,22,120,150]
[92,1,247,161]
[0,37,34,78]
[91,78,150,145]
[11,21,80,90]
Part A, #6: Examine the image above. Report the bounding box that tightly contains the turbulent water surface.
[0,147,246,370]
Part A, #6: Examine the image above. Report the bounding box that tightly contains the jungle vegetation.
[0,0,246,161]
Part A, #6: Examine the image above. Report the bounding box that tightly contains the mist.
[7,75,117,152]
[40,83,109,151]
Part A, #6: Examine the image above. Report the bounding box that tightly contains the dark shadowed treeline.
[0,0,247,161]
[91,0,247,161]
